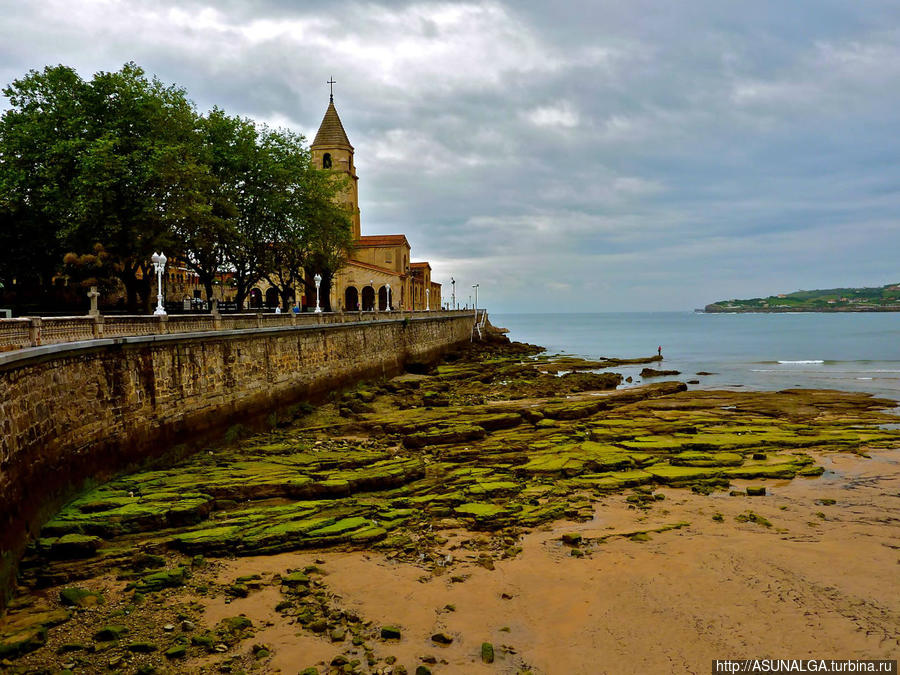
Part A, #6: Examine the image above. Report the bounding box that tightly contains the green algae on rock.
[4,338,899,672]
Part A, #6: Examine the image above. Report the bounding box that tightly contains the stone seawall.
[0,313,474,607]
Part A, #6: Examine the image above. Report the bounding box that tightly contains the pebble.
[163,623,175,631]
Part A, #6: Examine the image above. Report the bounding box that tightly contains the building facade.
[309,95,440,312]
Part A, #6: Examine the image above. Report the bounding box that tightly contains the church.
[309,92,441,313]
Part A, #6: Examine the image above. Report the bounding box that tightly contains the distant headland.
[704,283,900,313]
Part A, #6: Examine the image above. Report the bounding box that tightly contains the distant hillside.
[705,283,900,313]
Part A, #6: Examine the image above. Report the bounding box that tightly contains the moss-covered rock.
[59,587,104,607]
[48,534,102,559]
[403,424,487,448]
[380,625,402,640]
[16,342,899,601]
[94,624,128,641]
[0,626,47,658]
[133,567,186,592]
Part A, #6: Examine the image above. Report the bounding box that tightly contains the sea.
[492,312,900,402]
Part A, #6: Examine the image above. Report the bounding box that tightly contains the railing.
[0,309,474,352]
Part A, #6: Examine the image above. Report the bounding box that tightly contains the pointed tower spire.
[310,83,360,240]
[311,96,353,150]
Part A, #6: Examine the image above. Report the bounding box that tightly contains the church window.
[385,251,392,263]
[323,153,332,169]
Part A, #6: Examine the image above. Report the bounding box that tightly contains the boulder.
[639,368,681,378]
[380,625,402,640]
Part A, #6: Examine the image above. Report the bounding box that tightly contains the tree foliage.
[0,62,352,312]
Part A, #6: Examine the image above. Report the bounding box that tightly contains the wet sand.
[191,448,900,674]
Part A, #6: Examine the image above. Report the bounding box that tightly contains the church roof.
[356,235,410,248]
[311,99,353,150]
[346,259,405,277]
[409,261,431,270]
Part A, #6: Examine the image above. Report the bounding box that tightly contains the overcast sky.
[2,1,899,311]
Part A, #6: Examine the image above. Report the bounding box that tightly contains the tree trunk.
[279,287,294,311]
[122,275,139,313]
[201,275,215,304]
[233,279,249,311]
[138,273,153,314]
[321,275,333,312]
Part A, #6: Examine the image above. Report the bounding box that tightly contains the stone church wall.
[0,313,473,607]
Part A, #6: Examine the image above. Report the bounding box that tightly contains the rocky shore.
[2,331,899,674]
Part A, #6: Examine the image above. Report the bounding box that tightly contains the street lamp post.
[425,287,430,311]
[386,283,392,311]
[314,273,322,313]
[451,277,456,311]
[151,252,167,316]
[472,283,479,319]
[369,280,374,311]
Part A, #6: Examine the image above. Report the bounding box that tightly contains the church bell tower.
[310,80,360,241]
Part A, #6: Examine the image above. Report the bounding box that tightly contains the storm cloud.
[2,0,899,310]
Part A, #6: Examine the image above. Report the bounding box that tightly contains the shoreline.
[702,307,900,313]
[2,335,899,673]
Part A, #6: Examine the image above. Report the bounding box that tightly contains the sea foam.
[777,360,824,365]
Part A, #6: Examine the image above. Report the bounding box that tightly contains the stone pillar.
[157,314,169,334]
[211,299,222,331]
[87,286,100,317]
[256,313,263,329]
[28,317,42,347]
[92,315,104,339]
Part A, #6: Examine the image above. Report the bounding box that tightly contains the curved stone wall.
[0,313,474,607]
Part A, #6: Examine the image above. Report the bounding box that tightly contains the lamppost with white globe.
[151,252,167,316]
[314,273,322,313]
[425,287,430,311]
[451,277,456,310]
[386,283,392,311]
[472,283,479,319]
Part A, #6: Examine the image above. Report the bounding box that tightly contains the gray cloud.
[2,0,899,310]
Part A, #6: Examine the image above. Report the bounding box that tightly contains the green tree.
[217,124,352,311]
[256,127,354,311]
[0,65,88,301]
[292,169,355,312]
[1,62,207,312]
[71,62,205,311]
[173,108,250,303]
[215,120,278,310]
[1,62,355,315]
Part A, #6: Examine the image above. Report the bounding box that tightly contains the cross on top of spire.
[327,77,336,102]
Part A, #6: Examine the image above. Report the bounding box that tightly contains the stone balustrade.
[0,309,473,352]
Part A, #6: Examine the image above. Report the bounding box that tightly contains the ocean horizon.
[492,311,900,400]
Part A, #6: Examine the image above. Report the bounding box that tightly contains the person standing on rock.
[658,345,662,357]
